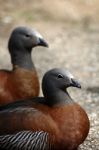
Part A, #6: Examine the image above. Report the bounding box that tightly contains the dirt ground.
[0,0,99,149]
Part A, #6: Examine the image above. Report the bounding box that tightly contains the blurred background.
[0,0,99,149]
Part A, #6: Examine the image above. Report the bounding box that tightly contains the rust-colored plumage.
[0,68,90,150]
[0,68,39,105]
[0,26,48,106]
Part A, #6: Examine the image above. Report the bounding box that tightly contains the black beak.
[70,78,81,88]
[38,38,49,47]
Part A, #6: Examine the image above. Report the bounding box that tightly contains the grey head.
[42,68,81,105]
[8,26,48,52]
[8,26,48,69]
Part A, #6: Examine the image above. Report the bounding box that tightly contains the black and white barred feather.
[0,130,50,150]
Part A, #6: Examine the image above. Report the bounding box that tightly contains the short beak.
[38,38,49,47]
[70,78,81,88]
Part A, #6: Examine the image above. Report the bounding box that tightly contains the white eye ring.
[57,74,63,79]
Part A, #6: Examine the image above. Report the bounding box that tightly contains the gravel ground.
[0,23,99,149]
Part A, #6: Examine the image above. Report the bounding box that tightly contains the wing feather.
[0,131,49,150]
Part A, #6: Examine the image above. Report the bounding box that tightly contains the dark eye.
[25,34,30,38]
[57,74,63,79]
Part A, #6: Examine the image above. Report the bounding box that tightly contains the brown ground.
[0,0,99,149]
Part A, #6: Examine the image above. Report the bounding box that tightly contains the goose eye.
[57,74,63,79]
[25,34,30,38]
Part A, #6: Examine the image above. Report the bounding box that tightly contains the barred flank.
[0,131,49,150]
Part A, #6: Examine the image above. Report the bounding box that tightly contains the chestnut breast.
[31,102,89,149]
[0,68,39,105]
[49,103,90,148]
[12,68,39,98]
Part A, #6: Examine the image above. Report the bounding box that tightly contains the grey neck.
[44,88,74,107]
[10,48,35,70]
